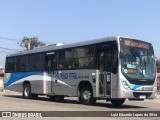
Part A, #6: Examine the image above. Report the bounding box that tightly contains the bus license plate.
[139,95,146,99]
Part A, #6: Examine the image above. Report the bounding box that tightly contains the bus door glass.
[98,45,112,97]
[46,52,57,93]
[105,48,112,96]
[98,49,105,96]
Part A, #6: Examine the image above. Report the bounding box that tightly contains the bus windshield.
[120,39,156,80]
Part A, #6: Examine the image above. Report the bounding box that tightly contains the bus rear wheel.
[79,87,96,105]
[23,84,32,99]
[23,84,38,99]
[110,99,125,106]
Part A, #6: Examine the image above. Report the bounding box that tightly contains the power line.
[0,36,20,41]
[0,36,21,51]
[0,51,18,53]
[0,46,21,51]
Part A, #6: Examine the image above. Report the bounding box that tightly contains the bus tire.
[79,87,96,105]
[23,84,32,99]
[110,99,125,106]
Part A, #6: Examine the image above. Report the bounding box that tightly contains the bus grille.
[133,92,152,98]
[130,80,154,85]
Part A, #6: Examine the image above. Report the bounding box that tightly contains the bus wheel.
[23,84,32,99]
[80,87,96,105]
[110,99,125,106]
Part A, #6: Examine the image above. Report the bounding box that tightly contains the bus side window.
[59,63,64,69]
[99,52,105,72]
[58,49,73,69]
[48,59,51,74]
[58,58,64,69]
[46,55,57,74]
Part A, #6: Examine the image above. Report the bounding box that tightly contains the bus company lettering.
[54,71,77,79]
[54,71,59,77]
[69,73,77,79]
[78,75,89,79]
[61,73,68,79]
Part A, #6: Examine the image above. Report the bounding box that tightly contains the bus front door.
[98,48,112,97]
[46,54,56,93]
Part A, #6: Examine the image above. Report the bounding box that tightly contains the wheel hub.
[24,87,29,96]
[83,91,91,100]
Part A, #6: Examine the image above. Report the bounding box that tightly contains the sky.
[0,0,160,67]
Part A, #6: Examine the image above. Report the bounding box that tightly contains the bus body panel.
[4,72,45,94]
[53,69,96,96]
[4,70,97,97]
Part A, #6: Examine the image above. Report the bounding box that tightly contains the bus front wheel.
[110,99,125,106]
[79,87,96,105]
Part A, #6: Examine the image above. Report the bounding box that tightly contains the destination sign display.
[123,40,150,49]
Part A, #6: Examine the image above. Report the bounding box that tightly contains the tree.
[20,36,46,50]
[157,59,160,73]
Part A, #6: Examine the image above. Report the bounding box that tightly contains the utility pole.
[27,39,31,51]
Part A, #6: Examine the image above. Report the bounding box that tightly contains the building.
[0,66,4,91]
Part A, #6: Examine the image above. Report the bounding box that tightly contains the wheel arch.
[78,81,93,94]
[23,80,30,87]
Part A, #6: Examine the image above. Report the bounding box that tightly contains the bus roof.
[6,36,151,57]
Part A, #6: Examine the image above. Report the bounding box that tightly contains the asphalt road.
[0,90,160,120]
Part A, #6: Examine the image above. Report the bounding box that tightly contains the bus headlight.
[122,80,131,90]
[153,82,157,91]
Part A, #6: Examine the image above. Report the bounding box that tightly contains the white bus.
[4,36,157,106]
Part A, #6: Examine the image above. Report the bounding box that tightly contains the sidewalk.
[156,94,160,99]
[0,89,4,93]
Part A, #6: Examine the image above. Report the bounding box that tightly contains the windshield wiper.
[129,47,140,59]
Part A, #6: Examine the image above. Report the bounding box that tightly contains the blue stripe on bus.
[4,71,46,88]
[125,79,141,90]
[131,84,141,90]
